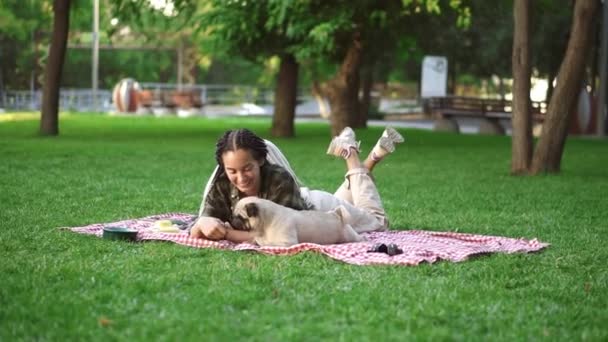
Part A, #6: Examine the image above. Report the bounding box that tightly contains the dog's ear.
[245,203,259,218]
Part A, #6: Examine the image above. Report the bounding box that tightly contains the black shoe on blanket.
[386,243,403,256]
[367,243,403,256]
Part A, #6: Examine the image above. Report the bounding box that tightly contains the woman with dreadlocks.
[189,127,404,243]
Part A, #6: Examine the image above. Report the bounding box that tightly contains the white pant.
[199,141,389,232]
[300,167,388,233]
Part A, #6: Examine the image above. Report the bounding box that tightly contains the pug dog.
[231,197,365,247]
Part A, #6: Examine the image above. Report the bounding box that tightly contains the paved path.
[294,117,511,135]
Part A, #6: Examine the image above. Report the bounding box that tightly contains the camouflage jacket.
[201,164,314,226]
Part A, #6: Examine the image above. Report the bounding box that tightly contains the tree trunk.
[271,54,298,137]
[325,33,363,136]
[40,0,71,136]
[311,81,331,119]
[511,0,533,174]
[0,63,4,96]
[448,61,456,95]
[546,69,556,102]
[357,65,373,128]
[589,23,599,94]
[531,0,599,174]
[498,77,506,100]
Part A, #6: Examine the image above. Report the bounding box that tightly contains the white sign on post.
[421,56,448,98]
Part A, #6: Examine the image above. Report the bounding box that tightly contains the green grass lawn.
[1,113,607,341]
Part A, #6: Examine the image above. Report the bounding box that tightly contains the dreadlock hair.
[215,129,268,167]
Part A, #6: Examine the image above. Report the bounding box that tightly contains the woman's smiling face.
[222,149,263,197]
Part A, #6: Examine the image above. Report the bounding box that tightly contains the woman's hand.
[190,217,228,240]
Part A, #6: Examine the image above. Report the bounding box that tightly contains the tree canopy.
[1,0,575,95]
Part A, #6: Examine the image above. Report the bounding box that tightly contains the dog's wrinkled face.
[230,201,260,231]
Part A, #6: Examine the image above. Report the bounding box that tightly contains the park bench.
[425,96,546,134]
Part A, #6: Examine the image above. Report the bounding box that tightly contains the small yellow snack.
[153,220,181,233]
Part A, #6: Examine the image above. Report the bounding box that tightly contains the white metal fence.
[138,83,277,106]
[0,84,421,116]
[0,84,284,112]
[1,89,113,112]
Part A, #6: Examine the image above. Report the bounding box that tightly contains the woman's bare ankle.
[363,156,376,172]
[345,150,363,170]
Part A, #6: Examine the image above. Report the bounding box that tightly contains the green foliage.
[0,6,38,40]
[384,37,425,83]
[0,0,578,93]
[0,0,54,39]
[108,0,197,33]
[0,0,51,90]
[531,0,573,78]
[1,115,607,340]
[196,0,467,77]
[200,57,270,86]
[353,0,469,87]
[196,0,318,61]
[410,0,572,83]
[62,48,177,88]
[448,0,471,28]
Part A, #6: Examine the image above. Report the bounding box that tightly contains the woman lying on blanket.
[189,127,404,243]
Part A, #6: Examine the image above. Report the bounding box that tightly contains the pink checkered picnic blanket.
[67,213,549,266]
